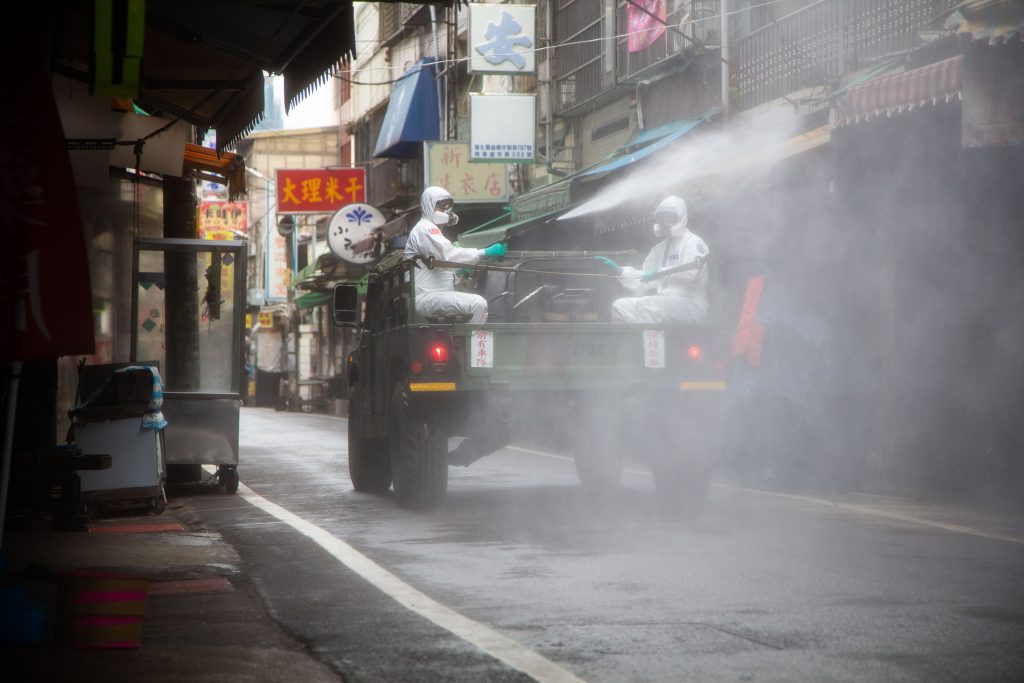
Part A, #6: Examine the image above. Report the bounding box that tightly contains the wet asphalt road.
[183,407,1024,682]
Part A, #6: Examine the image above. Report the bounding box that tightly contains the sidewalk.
[0,487,341,682]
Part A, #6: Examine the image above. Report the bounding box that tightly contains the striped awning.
[834,55,964,127]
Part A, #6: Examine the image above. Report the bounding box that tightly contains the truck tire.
[347,384,392,494]
[389,383,448,509]
[572,428,623,489]
[348,431,392,494]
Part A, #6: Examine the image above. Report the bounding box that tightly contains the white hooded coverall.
[404,186,489,323]
[612,195,710,323]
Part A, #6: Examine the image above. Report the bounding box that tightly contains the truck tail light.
[687,344,703,361]
[429,343,449,372]
[431,344,448,364]
[410,360,424,374]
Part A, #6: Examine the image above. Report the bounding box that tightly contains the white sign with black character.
[469,4,536,74]
[327,203,386,264]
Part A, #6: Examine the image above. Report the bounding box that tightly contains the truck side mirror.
[332,283,361,327]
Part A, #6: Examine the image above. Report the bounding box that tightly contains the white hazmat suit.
[612,196,710,323]
[404,186,489,323]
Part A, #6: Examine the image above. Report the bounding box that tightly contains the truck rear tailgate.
[451,322,730,391]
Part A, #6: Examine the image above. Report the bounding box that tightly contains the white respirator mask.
[432,201,459,226]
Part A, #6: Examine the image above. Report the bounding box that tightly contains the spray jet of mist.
[559,108,806,220]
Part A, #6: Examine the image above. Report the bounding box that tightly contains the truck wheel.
[389,383,448,510]
[573,429,623,489]
[348,430,392,494]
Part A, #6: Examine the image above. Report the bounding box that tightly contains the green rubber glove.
[639,269,659,283]
[455,268,474,278]
[482,242,506,258]
[595,256,621,272]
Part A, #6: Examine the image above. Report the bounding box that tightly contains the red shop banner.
[275,168,366,214]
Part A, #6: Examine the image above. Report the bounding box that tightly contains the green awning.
[295,290,331,310]
[293,261,317,285]
[456,208,566,248]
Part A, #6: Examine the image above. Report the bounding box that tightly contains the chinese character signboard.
[643,330,665,369]
[199,201,248,240]
[275,168,366,214]
[470,4,536,74]
[425,141,509,202]
[470,330,494,368]
[470,94,536,162]
[267,231,290,301]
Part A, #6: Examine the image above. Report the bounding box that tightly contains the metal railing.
[734,0,960,111]
[615,0,720,82]
[554,0,611,114]
[553,0,959,115]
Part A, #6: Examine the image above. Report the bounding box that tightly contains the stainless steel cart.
[131,238,247,493]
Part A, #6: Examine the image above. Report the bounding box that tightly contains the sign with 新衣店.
[469,4,536,74]
[424,141,509,202]
[258,311,274,328]
[275,168,366,214]
[470,94,536,162]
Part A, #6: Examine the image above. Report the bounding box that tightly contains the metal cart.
[131,238,247,493]
[70,363,167,513]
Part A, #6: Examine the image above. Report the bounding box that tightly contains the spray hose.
[412,254,710,281]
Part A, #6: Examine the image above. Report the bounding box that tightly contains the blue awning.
[373,58,441,158]
[578,117,705,178]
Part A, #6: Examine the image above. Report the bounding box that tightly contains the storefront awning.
[578,118,705,178]
[295,291,332,310]
[834,55,964,127]
[47,1,360,151]
[183,144,246,200]
[373,59,441,159]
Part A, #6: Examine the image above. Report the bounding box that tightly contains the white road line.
[718,484,1024,546]
[503,447,1024,545]
[234,482,586,683]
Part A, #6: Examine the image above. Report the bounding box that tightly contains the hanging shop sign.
[469,4,536,74]
[267,229,290,302]
[424,141,509,202]
[199,201,248,240]
[327,203,386,264]
[275,168,366,214]
[470,94,536,162]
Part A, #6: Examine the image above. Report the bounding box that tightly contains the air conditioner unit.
[247,289,265,307]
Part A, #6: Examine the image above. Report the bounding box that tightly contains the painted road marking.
[718,484,1024,546]
[505,447,1024,545]
[234,482,586,683]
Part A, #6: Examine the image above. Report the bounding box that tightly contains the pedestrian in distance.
[403,186,506,323]
[597,195,710,323]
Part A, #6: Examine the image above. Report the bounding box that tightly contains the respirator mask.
[433,198,459,226]
[652,210,680,238]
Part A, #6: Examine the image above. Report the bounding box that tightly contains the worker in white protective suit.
[599,195,710,323]
[404,186,506,323]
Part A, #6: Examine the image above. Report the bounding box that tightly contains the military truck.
[332,250,738,510]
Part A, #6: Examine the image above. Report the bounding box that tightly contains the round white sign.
[327,203,387,264]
